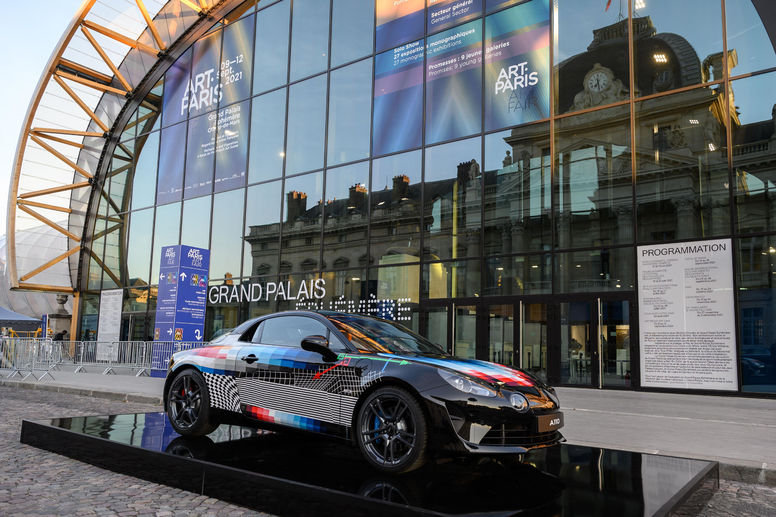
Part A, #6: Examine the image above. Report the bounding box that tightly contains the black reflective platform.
[21,413,717,516]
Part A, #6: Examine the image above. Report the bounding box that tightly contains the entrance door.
[557,297,633,388]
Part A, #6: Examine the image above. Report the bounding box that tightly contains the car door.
[235,315,348,436]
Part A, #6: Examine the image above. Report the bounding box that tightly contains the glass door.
[485,304,515,365]
[454,304,477,359]
[521,302,549,382]
[560,301,594,385]
[599,299,631,387]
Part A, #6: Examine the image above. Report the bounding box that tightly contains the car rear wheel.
[356,386,427,474]
[167,369,219,436]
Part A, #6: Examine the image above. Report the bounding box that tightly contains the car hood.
[376,353,535,388]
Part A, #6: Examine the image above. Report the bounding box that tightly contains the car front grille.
[479,424,561,448]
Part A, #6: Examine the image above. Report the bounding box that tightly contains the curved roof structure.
[6,0,244,294]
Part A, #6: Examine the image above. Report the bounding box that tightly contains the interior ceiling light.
[635,0,646,9]
[653,53,668,64]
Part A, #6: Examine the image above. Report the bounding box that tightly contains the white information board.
[637,239,737,390]
[96,288,123,361]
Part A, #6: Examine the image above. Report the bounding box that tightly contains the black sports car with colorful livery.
[164,311,564,473]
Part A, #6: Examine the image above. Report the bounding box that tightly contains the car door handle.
[240,354,258,364]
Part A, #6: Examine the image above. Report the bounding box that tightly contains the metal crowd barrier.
[0,337,204,381]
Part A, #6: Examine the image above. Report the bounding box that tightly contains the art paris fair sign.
[637,238,738,391]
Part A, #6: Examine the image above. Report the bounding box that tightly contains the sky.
[0,1,85,233]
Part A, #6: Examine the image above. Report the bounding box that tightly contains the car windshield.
[327,314,447,355]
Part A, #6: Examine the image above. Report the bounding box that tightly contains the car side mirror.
[301,335,338,362]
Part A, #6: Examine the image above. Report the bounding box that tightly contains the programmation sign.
[96,289,123,361]
[637,239,737,390]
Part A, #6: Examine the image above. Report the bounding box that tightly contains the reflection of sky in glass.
[290,0,330,81]
[325,161,369,204]
[328,59,372,166]
[372,150,422,191]
[253,1,290,94]
[181,196,211,250]
[210,189,245,280]
[127,208,153,283]
[425,137,481,182]
[731,72,776,126]
[554,0,627,63]
[726,0,776,76]
[249,89,286,183]
[331,0,374,67]
[286,75,327,175]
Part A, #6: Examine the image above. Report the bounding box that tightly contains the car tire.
[356,386,428,474]
[166,368,219,436]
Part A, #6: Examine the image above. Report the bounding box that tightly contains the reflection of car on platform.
[164,311,564,473]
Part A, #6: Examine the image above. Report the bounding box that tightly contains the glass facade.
[80,0,776,396]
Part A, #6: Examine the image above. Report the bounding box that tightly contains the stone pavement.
[2,371,776,515]
[0,386,267,516]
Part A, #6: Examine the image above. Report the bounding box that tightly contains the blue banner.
[152,245,210,376]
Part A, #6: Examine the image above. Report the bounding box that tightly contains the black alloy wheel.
[356,386,428,474]
[167,369,219,436]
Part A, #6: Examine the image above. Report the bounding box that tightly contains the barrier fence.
[0,337,203,381]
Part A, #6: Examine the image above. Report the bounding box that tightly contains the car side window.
[260,316,329,348]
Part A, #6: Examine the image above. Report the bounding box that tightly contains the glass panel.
[369,265,420,323]
[375,0,425,53]
[522,302,547,381]
[428,0,482,34]
[245,275,279,320]
[601,300,630,387]
[327,59,372,166]
[633,0,722,95]
[484,0,550,132]
[425,21,482,144]
[214,99,249,193]
[371,150,422,263]
[323,162,369,268]
[725,0,776,77]
[80,294,100,341]
[181,196,211,249]
[131,132,158,210]
[635,92,729,242]
[289,0,330,82]
[487,305,514,365]
[248,89,286,184]
[732,72,776,233]
[423,259,481,298]
[555,248,634,294]
[161,47,192,127]
[261,315,329,346]
[281,171,323,270]
[253,0,290,94]
[186,30,222,118]
[484,254,551,295]
[151,203,181,284]
[424,137,482,261]
[422,306,449,353]
[331,0,374,67]
[454,304,477,359]
[310,268,367,313]
[244,180,283,277]
[184,113,216,199]
[555,105,632,248]
[219,14,254,106]
[560,301,592,385]
[737,236,776,393]
[484,125,551,254]
[554,0,630,114]
[127,208,154,285]
[286,74,327,175]
[156,122,186,205]
[210,189,245,281]
[373,40,424,156]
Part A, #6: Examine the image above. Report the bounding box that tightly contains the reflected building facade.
[65,0,776,396]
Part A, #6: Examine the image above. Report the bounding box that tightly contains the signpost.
[151,245,210,377]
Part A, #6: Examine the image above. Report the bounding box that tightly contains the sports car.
[164,311,564,473]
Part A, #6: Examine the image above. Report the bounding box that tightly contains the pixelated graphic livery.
[164,311,563,473]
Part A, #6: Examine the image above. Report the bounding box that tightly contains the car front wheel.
[166,368,219,436]
[356,386,428,474]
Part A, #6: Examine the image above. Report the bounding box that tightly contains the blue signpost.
[151,245,210,377]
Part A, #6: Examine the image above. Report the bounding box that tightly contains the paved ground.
[2,374,776,515]
[0,386,266,516]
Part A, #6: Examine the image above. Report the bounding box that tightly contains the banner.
[428,0,483,34]
[97,289,123,361]
[426,20,482,144]
[484,0,550,131]
[156,123,186,205]
[373,40,425,156]
[214,100,249,193]
[637,239,738,391]
[376,0,425,52]
[486,0,525,12]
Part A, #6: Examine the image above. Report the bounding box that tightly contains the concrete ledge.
[0,379,163,406]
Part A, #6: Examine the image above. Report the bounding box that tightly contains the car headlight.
[438,370,496,397]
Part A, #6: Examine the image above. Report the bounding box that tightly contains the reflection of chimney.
[348,184,367,212]
[392,175,409,203]
[286,191,307,222]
